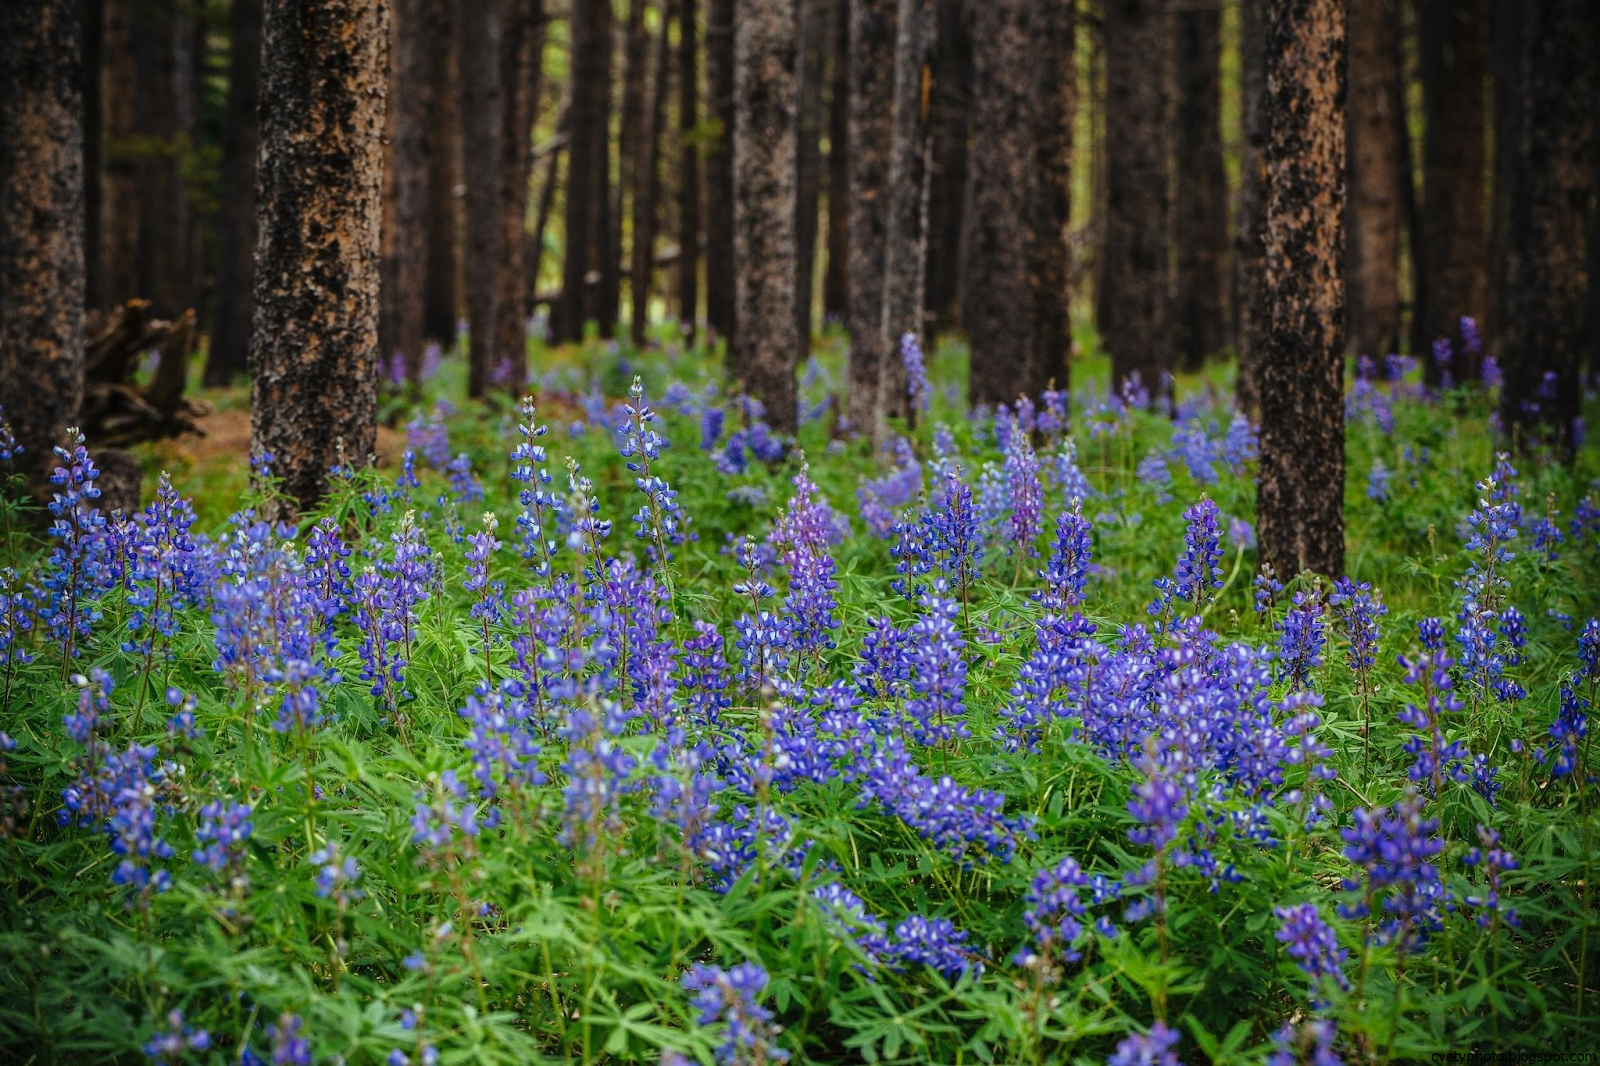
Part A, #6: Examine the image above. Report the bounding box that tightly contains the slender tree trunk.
[1257,0,1346,578]
[922,0,968,334]
[133,0,190,318]
[103,0,138,307]
[0,0,85,485]
[845,0,894,436]
[206,0,264,386]
[376,0,432,390]
[632,0,673,345]
[83,0,105,313]
[1100,0,1172,398]
[821,0,850,324]
[460,0,503,395]
[962,0,1072,409]
[679,0,705,331]
[1414,0,1486,379]
[424,0,462,346]
[250,0,388,514]
[1173,0,1228,369]
[620,0,650,337]
[704,0,736,340]
[1345,0,1403,361]
[1234,0,1269,412]
[1485,0,1520,351]
[1498,0,1595,455]
[732,0,800,434]
[559,0,615,342]
[493,0,544,390]
[794,0,827,354]
[596,15,620,338]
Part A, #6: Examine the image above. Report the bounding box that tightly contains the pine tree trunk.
[732,0,800,434]
[1498,0,1595,455]
[134,0,191,319]
[0,0,85,484]
[1415,0,1486,378]
[460,0,503,395]
[1345,0,1402,361]
[821,0,850,324]
[679,0,704,330]
[1257,0,1346,578]
[1234,0,1269,413]
[922,0,969,334]
[250,0,387,514]
[794,0,827,353]
[962,0,1071,409]
[424,0,462,346]
[1100,0,1172,397]
[493,0,543,390]
[1485,0,1520,351]
[103,0,139,308]
[376,0,433,390]
[620,0,650,335]
[632,0,673,345]
[205,0,264,386]
[1173,0,1228,369]
[845,0,894,436]
[84,0,105,312]
[704,0,736,341]
[559,0,615,342]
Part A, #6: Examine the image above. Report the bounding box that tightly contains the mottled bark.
[377,0,433,389]
[460,0,503,394]
[923,0,969,332]
[704,0,735,340]
[103,0,138,307]
[1415,0,1486,379]
[631,0,673,344]
[733,0,800,434]
[1173,0,1228,369]
[1498,0,1595,455]
[1100,0,1171,396]
[0,0,86,485]
[1234,0,1268,412]
[424,0,462,346]
[845,0,894,435]
[1257,0,1346,578]
[492,0,543,390]
[250,0,388,514]
[206,0,264,386]
[821,0,850,323]
[558,0,615,342]
[795,0,827,351]
[1345,0,1403,360]
[961,0,1071,409]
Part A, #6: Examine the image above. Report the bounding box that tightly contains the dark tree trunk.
[0,0,86,485]
[206,0,264,386]
[1234,0,1268,412]
[377,0,433,390]
[1414,0,1486,379]
[492,0,544,390]
[961,0,1072,409]
[596,23,620,339]
[631,0,673,345]
[679,0,704,331]
[1345,0,1403,361]
[1257,0,1346,578]
[424,0,462,346]
[250,0,387,514]
[1486,0,1520,351]
[620,0,650,337]
[821,0,850,324]
[704,0,735,340]
[1498,0,1595,455]
[460,0,503,395]
[794,0,827,353]
[83,0,104,313]
[732,0,800,434]
[103,0,138,309]
[133,0,191,319]
[558,0,615,342]
[1173,0,1228,369]
[845,0,894,436]
[1100,0,1171,397]
[922,0,969,334]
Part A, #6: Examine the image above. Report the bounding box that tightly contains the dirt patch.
[148,406,405,473]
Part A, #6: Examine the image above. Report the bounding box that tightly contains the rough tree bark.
[103,0,139,308]
[460,0,503,395]
[0,0,85,485]
[923,0,969,333]
[250,0,388,514]
[1497,0,1595,455]
[1173,0,1228,369]
[845,0,894,436]
[732,0,800,434]
[821,0,850,324]
[794,0,827,353]
[1345,0,1403,361]
[1257,0,1346,579]
[704,0,736,341]
[492,0,543,390]
[424,0,462,346]
[1100,0,1172,397]
[558,0,615,342]
[84,0,105,312]
[206,0,264,386]
[961,0,1072,409]
[631,0,673,345]
[1415,0,1486,378]
[1234,0,1269,412]
[133,0,191,319]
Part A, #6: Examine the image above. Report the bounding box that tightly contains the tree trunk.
[1498,0,1595,455]
[493,0,544,389]
[1414,0,1486,379]
[704,0,735,340]
[632,0,673,345]
[558,0,615,342]
[103,0,139,308]
[620,0,650,337]
[794,0,827,353]
[732,0,800,434]
[206,0,264,386]
[0,0,85,485]
[922,0,968,334]
[460,0,503,395]
[846,0,894,436]
[1345,0,1403,361]
[83,0,105,313]
[377,0,433,390]
[1173,0,1228,369]
[1485,0,1520,351]
[528,105,568,316]
[424,0,462,346]
[961,0,1072,409]
[250,0,387,514]
[1257,0,1346,578]
[821,0,850,324]
[133,0,191,319]
[1100,0,1171,398]
[1234,0,1269,413]
[679,0,705,330]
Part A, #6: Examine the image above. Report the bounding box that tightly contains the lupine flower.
[511,398,565,576]
[1222,413,1258,473]
[143,1009,210,1063]
[1018,856,1090,972]
[1397,647,1470,794]
[1329,578,1386,674]
[1040,505,1093,611]
[39,430,113,661]
[1461,823,1520,929]
[1002,420,1044,556]
[268,1012,311,1066]
[857,737,1025,864]
[682,963,790,1065]
[459,688,546,800]
[901,332,929,413]
[309,841,363,905]
[812,883,893,964]
[411,770,480,858]
[620,377,686,560]
[1152,498,1224,621]
[1268,1020,1343,1066]
[1366,458,1391,503]
[889,914,978,980]
[1277,591,1326,690]
[192,799,253,889]
[1253,562,1284,616]
[1107,1022,1183,1066]
[771,466,840,658]
[1137,449,1173,503]
[1338,791,1445,952]
[902,587,969,744]
[1273,902,1348,991]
